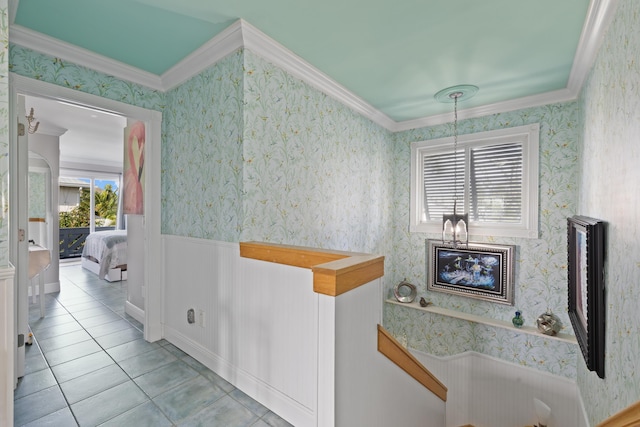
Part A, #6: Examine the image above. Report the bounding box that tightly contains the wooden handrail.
[377,324,447,401]
[239,241,384,296]
[597,400,640,427]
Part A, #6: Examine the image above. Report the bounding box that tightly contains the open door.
[11,94,30,381]
[123,120,145,325]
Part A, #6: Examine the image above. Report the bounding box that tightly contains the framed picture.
[427,240,515,305]
[567,215,605,378]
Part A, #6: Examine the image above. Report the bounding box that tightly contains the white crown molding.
[8,0,618,133]
[161,20,245,91]
[566,0,619,95]
[9,25,164,91]
[239,20,397,132]
[393,88,575,132]
[392,0,618,132]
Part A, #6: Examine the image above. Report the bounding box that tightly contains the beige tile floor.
[14,262,293,427]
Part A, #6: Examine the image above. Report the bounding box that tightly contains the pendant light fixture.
[434,85,478,247]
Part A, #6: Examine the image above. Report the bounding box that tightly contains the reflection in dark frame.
[427,240,515,305]
[568,215,605,378]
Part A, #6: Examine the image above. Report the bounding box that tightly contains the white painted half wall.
[162,236,318,426]
[327,279,446,427]
[161,236,446,426]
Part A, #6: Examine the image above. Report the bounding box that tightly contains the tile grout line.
[63,277,286,426]
[23,268,289,427]
[27,274,138,426]
[26,333,81,427]
[45,275,178,426]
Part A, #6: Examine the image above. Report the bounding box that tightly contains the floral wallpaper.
[8,42,583,381]
[160,48,396,253]
[241,50,394,253]
[9,46,164,112]
[7,45,164,269]
[575,0,640,424]
[28,171,45,218]
[11,10,640,417]
[0,2,8,267]
[161,50,245,241]
[384,102,581,378]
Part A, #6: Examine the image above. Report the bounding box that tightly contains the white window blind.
[411,124,539,238]
[469,142,522,223]
[422,150,465,221]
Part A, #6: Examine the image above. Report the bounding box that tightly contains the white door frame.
[9,73,164,342]
[12,92,29,382]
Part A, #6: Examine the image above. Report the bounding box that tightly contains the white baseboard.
[27,281,60,297]
[45,281,60,294]
[163,326,314,427]
[125,300,144,324]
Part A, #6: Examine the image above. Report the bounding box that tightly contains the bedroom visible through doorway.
[11,75,163,371]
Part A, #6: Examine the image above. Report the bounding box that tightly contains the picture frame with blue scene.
[427,240,515,305]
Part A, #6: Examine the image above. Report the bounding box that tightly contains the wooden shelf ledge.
[385,299,578,345]
[240,241,384,297]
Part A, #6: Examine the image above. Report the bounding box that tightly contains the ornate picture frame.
[427,240,515,305]
[567,215,605,378]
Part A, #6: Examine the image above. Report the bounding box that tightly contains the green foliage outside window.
[59,184,119,228]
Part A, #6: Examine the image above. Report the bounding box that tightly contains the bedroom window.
[410,124,539,238]
[59,174,122,230]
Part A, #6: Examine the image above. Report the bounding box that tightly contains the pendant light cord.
[452,93,459,214]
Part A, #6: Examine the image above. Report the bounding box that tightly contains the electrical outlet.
[198,309,206,327]
[187,308,195,324]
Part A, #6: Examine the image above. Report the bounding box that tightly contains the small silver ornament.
[536,310,561,336]
[393,279,417,303]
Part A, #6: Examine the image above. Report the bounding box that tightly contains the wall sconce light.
[26,108,40,134]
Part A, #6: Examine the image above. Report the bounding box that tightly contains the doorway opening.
[10,74,163,385]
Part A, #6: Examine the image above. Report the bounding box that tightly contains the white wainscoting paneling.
[163,236,447,426]
[0,265,15,427]
[162,236,317,426]
[330,280,446,427]
[413,349,588,427]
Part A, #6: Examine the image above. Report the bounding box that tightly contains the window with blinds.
[410,124,539,238]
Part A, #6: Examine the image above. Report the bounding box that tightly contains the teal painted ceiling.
[14,0,591,122]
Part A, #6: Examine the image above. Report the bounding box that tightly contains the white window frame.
[410,124,539,238]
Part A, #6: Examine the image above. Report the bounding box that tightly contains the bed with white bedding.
[81,230,128,282]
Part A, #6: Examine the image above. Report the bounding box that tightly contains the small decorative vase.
[512,311,524,328]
